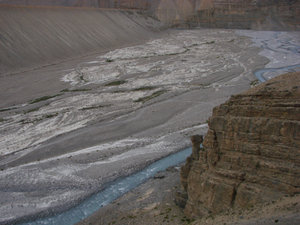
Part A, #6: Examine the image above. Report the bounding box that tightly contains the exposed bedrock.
[180,72,300,218]
[1,1,299,30]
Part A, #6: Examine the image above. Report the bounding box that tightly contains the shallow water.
[238,30,300,82]
[254,63,300,82]
[21,147,192,225]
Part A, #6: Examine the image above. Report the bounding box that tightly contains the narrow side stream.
[254,64,300,82]
[21,148,192,225]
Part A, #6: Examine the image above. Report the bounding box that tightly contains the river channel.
[7,29,300,225]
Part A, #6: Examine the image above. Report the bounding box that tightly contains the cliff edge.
[180,72,300,218]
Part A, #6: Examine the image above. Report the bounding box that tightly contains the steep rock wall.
[1,1,299,30]
[0,0,100,8]
[180,72,300,218]
[0,5,161,74]
[0,0,151,9]
[189,0,300,30]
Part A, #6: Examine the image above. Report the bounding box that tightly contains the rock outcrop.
[180,72,300,218]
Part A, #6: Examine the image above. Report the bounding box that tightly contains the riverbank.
[78,164,300,225]
[77,165,187,225]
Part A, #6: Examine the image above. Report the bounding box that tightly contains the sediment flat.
[0,27,268,224]
[77,31,300,225]
[1,9,299,223]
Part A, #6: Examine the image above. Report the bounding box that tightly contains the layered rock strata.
[180,72,300,218]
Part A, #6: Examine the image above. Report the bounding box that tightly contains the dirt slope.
[0,5,162,75]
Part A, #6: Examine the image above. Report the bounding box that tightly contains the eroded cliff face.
[190,0,300,30]
[1,0,299,30]
[0,0,150,9]
[180,72,300,218]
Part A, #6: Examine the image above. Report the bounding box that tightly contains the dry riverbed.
[78,30,300,225]
[1,28,292,224]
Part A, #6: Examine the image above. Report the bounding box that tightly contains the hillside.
[0,5,161,74]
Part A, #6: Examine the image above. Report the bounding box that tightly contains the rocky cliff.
[189,0,300,30]
[0,0,99,8]
[0,0,150,9]
[153,0,300,29]
[179,72,300,218]
[1,0,299,30]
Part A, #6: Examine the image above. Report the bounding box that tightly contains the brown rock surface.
[181,72,300,218]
